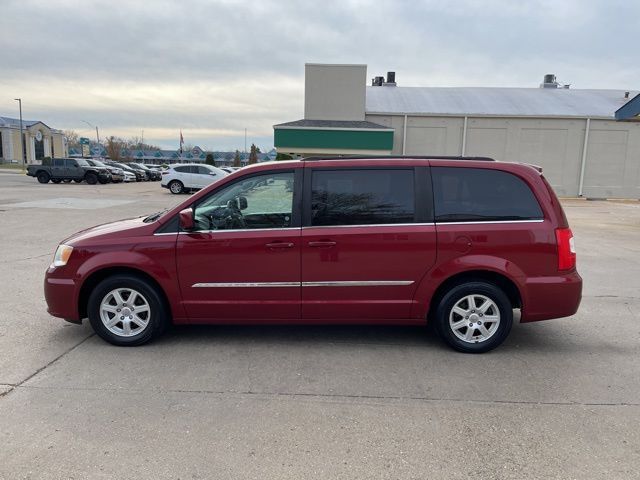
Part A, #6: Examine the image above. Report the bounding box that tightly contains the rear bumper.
[520,271,582,322]
[44,268,81,322]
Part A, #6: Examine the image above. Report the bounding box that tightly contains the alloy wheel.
[449,294,501,344]
[99,288,151,337]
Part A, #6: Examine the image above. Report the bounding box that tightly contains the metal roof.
[0,116,48,128]
[274,119,391,130]
[365,87,638,119]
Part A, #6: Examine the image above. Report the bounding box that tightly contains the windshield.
[92,160,107,167]
[76,159,90,167]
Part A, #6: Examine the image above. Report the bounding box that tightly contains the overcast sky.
[1,0,637,151]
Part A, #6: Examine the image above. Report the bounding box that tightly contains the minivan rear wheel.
[435,281,512,353]
[169,180,184,194]
[87,274,169,346]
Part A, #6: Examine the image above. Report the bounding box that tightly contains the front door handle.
[265,242,294,249]
[308,240,337,248]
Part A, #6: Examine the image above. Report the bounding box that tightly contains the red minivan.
[44,157,582,352]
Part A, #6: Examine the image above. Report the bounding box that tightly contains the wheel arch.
[426,270,522,324]
[78,266,171,320]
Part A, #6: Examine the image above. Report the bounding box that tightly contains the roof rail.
[302,155,495,162]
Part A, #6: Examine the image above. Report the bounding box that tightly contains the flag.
[179,130,184,154]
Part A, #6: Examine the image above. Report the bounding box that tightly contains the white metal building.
[275,64,640,198]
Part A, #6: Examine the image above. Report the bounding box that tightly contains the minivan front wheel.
[87,275,169,346]
[435,281,512,353]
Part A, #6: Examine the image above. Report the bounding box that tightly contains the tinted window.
[65,159,78,167]
[197,166,214,175]
[194,172,294,230]
[432,167,543,222]
[311,169,414,226]
[174,166,190,173]
[53,158,65,167]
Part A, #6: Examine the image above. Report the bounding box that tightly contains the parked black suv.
[131,163,161,181]
[105,161,145,182]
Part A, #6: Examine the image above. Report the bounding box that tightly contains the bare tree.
[63,130,79,149]
[104,136,125,162]
[248,144,258,164]
[233,150,241,167]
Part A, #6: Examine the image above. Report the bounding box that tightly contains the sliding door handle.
[265,242,294,249]
[308,240,337,248]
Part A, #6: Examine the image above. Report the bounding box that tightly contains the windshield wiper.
[143,209,168,223]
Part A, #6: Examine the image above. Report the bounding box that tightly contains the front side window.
[194,171,294,231]
[311,169,415,226]
[432,167,543,222]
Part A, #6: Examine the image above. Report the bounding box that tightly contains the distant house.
[0,116,67,164]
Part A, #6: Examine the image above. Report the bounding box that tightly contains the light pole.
[81,120,100,144]
[14,98,25,171]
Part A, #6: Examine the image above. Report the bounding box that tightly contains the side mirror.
[178,208,195,231]
[237,196,248,210]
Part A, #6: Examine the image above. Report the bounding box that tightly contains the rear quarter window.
[432,167,543,222]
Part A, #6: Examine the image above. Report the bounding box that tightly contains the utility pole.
[81,120,100,145]
[14,98,25,170]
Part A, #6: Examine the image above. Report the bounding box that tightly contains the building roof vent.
[540,73,559,89]
[371,76,384,86]
[383,71,397,86]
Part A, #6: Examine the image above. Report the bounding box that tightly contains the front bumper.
[44,268,81,323]
[520,270,583,322]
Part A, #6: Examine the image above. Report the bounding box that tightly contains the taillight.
[555,228,576,270]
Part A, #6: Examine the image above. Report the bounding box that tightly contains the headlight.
[52,244,74,268]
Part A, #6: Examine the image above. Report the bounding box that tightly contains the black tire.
[74,179,83,183]
[63,179,72,183]
[87,274,170,346]
[85,172,98,185]
[98,177,109,184]
[435,281,513,353]
[37,171,50,184]
[51,179,62,184]
[169,180,184,194]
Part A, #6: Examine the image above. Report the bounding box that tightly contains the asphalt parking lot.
[0,170,639,479]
